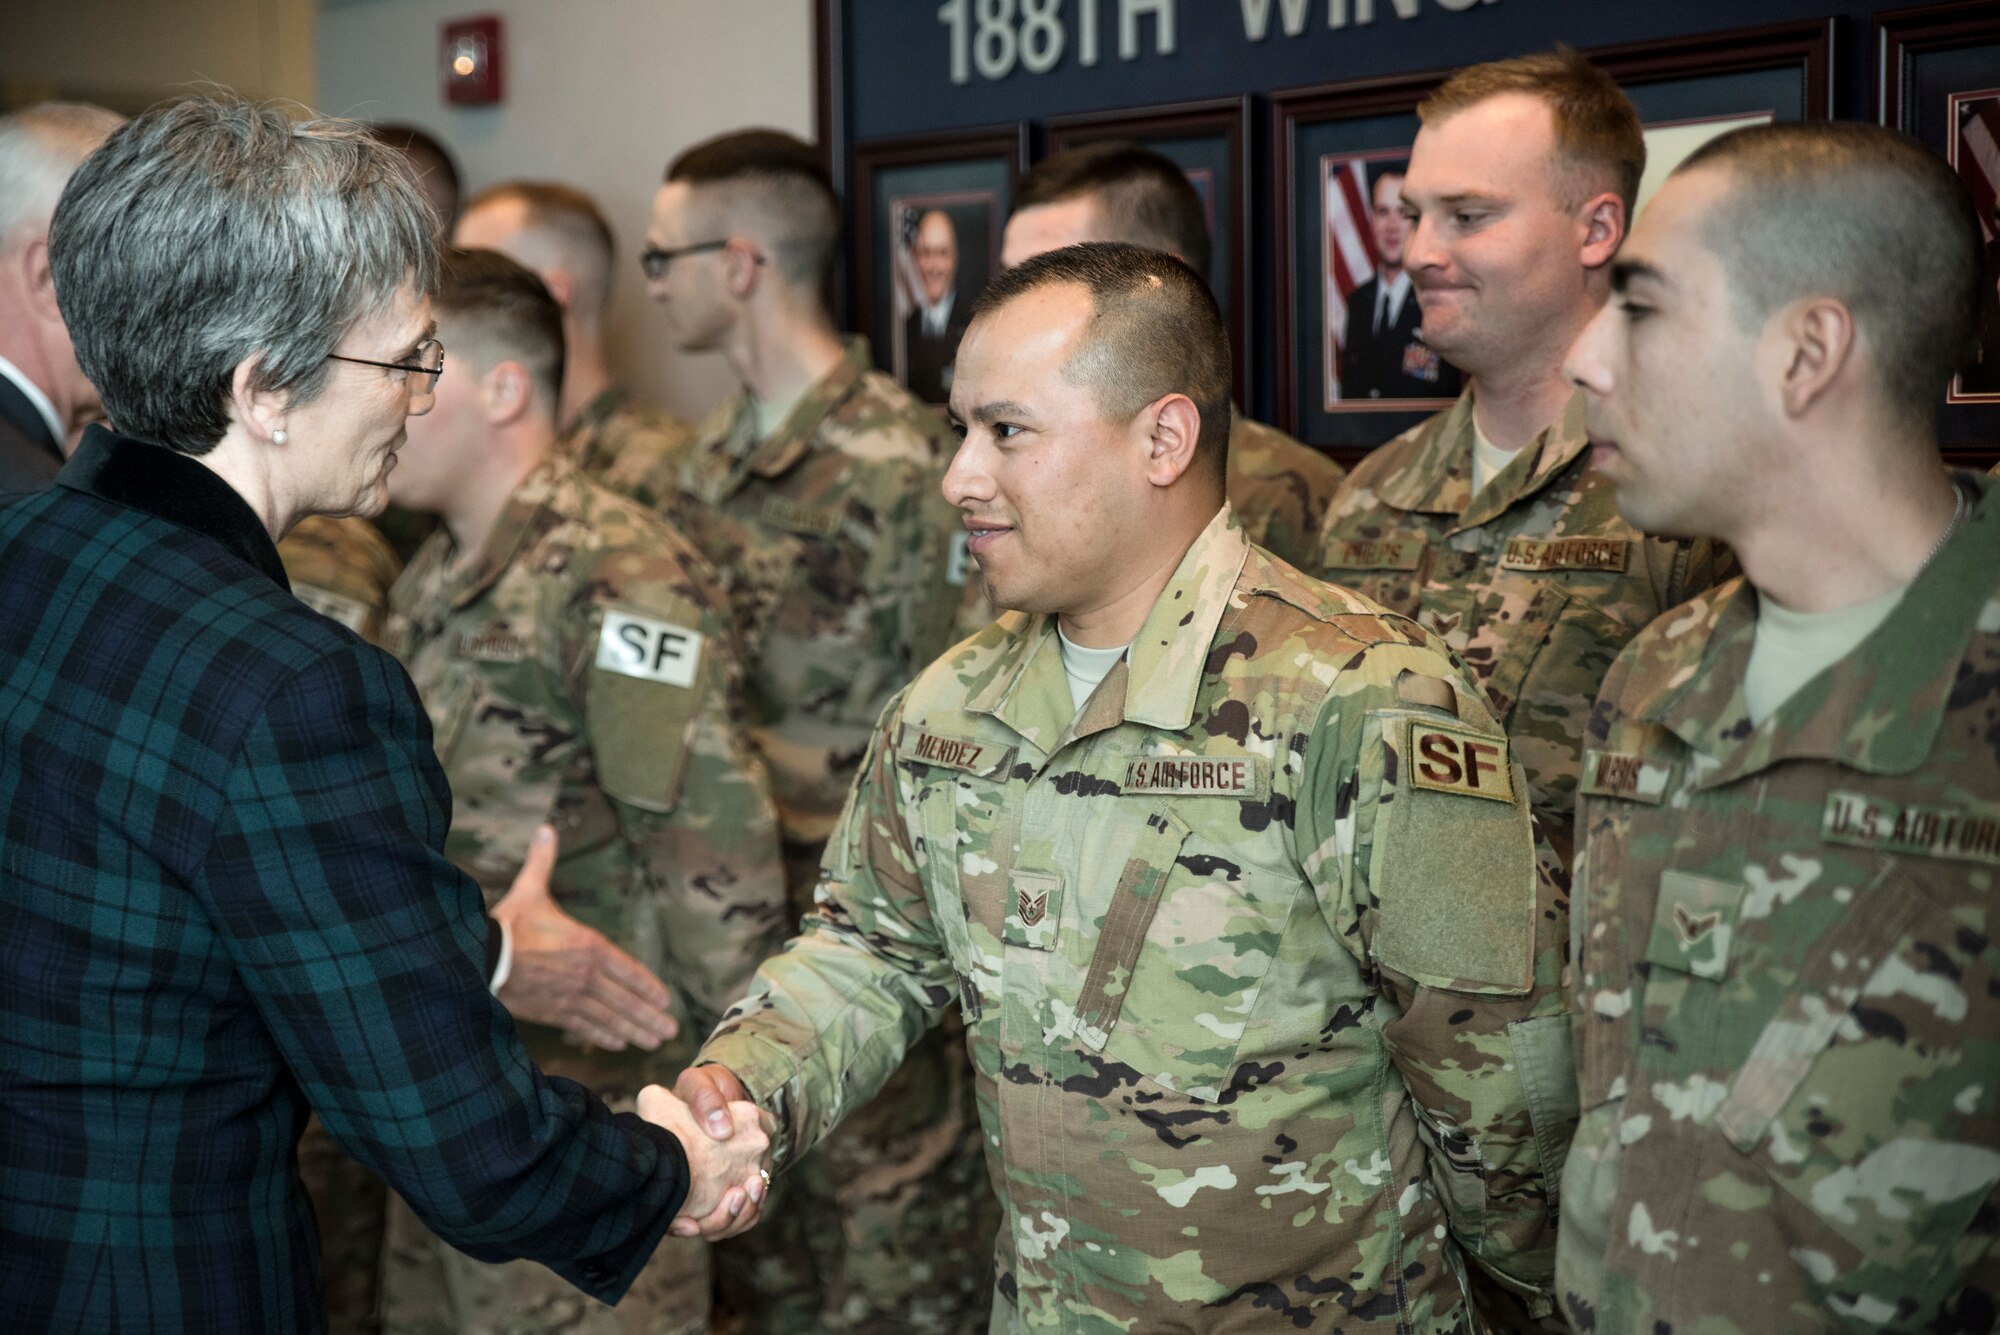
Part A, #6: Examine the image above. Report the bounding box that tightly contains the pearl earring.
[272,429,288,445]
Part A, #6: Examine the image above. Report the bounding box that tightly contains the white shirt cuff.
[489,916,514,993]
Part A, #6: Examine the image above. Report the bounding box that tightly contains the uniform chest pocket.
[1086,811,1302,1103]
[903,736,1017,1002]
[1711,878,2000,1309]
[1478,580,1631,731]
[1319,536,1428,617]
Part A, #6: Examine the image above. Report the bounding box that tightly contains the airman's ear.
[484,359,536,426]
[1140,392,1203,490]
[1770,296,1857,421]
[1578,190,1626,273]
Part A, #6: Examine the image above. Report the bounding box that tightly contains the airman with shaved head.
[676,242,1576,1332]
[1560,119,2000,1333]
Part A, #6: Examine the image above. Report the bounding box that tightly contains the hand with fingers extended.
[636,1083,773,1241]
[491,825,680,1050]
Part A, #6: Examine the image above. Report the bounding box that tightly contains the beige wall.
[0,0,315,113]
[317,0,816,421]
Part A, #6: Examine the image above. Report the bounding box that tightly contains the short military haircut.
[665,129,839,288]
[462,180,617,314]
[974,241,1231,488]
[370,122,461,227]
[1678,121,1983,431]
[1015,141,1212,283]
[1420,47,1645,217]
[0,102,123,247]
[436,246,566,412]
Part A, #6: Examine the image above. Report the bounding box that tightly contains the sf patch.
[596,610,703,688]
[1408,721,1514,803]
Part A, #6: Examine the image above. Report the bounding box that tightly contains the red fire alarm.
[442,16,504,105]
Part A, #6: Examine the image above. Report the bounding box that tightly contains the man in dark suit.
[0,97,769,1335]
[1340,167,1463,402]
[0,102,122,492]
[902,208,968,403]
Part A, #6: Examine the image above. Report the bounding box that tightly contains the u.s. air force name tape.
[596,610,703,688]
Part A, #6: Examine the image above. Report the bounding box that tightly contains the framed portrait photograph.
[1272,20,1833,462]
[850,124,1028,407]
[1045,97,1254,405]
[1879,0,2000,460]
[1272,70,1453,460]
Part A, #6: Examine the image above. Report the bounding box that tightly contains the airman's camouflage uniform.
[1315,390,1732,864]
[278,511,402,1333]
[376,461,788,1335]
[559,386,697,508]
[701,506,1577,1332]
[670,338,996,1333]
[1226,410,1345,570]
[279,513,402,645]
[1559,472,2000,1334]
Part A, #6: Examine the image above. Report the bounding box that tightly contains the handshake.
[639,1065,772,1241]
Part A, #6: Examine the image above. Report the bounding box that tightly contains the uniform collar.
[691,337,874,504]
[558,385,630,470]
[969,506,1249,754]
[424,458,569,612]
[1373,388,1592,531]
[57,425,288,590]
[1645,471,1997,786]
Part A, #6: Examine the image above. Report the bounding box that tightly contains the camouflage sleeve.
[695,689,955,1169]
[570,565,790,1038]
[1300,640,1576,1310]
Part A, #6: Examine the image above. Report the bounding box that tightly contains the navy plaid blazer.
[0,430,690,1333]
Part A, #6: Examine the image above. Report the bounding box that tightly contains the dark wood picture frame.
[1270,19,1836,461]
[1044,97,1255,405]
[849,123,1031,405]
[1270,69,1456,461]
[1877,0,2000,463]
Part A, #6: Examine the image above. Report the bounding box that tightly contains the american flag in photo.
[1322,155,1382,402]
[1959,94,2000,242]
[893,201,927,322]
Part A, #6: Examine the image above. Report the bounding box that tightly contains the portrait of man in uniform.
[1322,152,1462,407]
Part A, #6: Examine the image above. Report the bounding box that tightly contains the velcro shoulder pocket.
[1367,708,1537,995]
[586,603,706,813]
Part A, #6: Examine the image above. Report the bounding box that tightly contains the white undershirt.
[1057,625,1129,714]
[1743,583,1906,726]
[751,384,810,440]
[1470,414,1518,495]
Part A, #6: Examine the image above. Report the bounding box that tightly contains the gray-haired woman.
[0,97,766,1335]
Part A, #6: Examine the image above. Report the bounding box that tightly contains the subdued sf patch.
[1370,710,1536,995]
[1407,720,1514,803]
